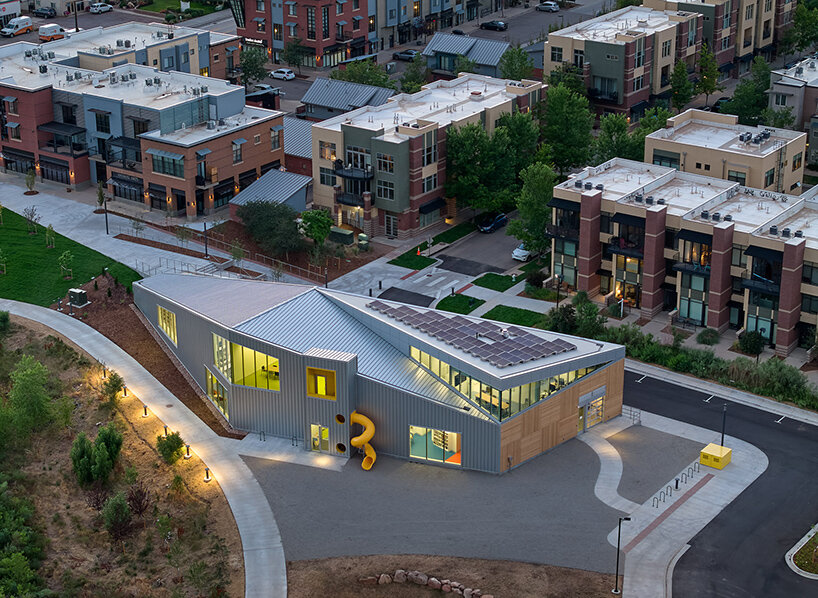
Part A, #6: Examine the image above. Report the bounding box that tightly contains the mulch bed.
[801,360,818,372]
[114,233,229,263]
[635,317,651,326]
[49,273,245,440]
[660,325,694,339]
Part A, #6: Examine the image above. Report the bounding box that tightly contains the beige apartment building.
[768,56,818,164]
[310,74,543,239]
[543,6,701,118]
[644,109,807,194]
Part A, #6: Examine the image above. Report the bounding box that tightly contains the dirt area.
[48,273,244,440]
[287,555,619,598]
[2,318,244,597]
[208,219,392,281]
[113,234,229,264]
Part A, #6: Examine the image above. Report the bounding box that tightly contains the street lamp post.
[555,274,563,307]
[72,1,79,32]
[103,193,109,236]
[720,403,727,447]
[202,218,208,258]
[612,516,631,595]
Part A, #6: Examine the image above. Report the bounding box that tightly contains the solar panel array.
[367,300,576,368]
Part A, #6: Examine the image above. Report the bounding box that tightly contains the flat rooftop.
[760,199,818,249]
[316,74,541,139]
[556,160,675,202]
[682,187,797,232]
[141,105,283,147]
[646,110,805,157]
[772,54,818,87]
[549,6,681,42]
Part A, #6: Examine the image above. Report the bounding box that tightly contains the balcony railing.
[108,157,143,173]
[334,162,374,179]
[226,65,242,74]
[588,88,618,103]
[607,236,644,258]
[336,192,364,207]
[38,142,88,157]
[545,223,579,240]
[195,174,217,188]
[742,277,780,296]
[336,30,353,42]
[673,261,711,276]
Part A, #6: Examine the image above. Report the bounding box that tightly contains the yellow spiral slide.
[349,410,377,470]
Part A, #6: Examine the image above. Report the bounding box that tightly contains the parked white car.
[271,68,295,80]
[89,3,114,13]
[536,1,560,11]
[512,243,532,262]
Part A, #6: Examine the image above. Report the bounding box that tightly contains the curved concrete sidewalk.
[0,299,286,598]
[578,418,641,514]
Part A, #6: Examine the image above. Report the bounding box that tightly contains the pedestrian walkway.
[0,298,288,598]
[580,410,767,598]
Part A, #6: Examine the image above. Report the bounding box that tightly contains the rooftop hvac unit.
[811,62,816,69]
[701,210,709,219]
[206,120,216,130]
[129,72,136,80]
[657,198,665,205]
[635,194,643,202]
[75,71,82,80]
[782,228,791,237]
[795,230,804,237]
[120,75,128,82]
[584,182,593,190]
[47,51,54,59]
[24,50,31,57]
[145,78,153,86]
[157,31,164,38]
[200,85,208,93]
[645,195,654,205]
[796,67,804,74]
[154,77,161,85]
[218,118,225,126]
[595,183,604,190]
[66,73,73,81]
[109,73,117,84]
[770,225,778,235]
[98,46,106,54]
[116,39,123,47]
[724,214,733,221]
[762,130,771,139]
[168,32,174,39]
[124,40,131,48]
[712,212,720,221]
[38,64,47,74]
[192,88,200,96]
[574,180,583,188]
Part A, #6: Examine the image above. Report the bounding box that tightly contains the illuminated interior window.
[409,426,461,465]
[157,305,177,346]
[212,334,280,391]
[206,369,229,420]
[307,367,336,399]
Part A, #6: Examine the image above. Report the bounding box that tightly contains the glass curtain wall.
[409,426,461,465]
[410,346,602,421]
[212,334,280,391]
[206,370,229,419]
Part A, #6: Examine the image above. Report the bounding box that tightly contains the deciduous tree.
[330,59,396,89]
[282,38,307,74]
[593,113,638,164]
[8,355,51,436]
[548,63,586,97]
[239,46,269,90]
[781,3,818,56]
[400,53,429,94]
[453,54,477,74]
[300,209,334,248]
[499,46,534,80]
[721,57,771,126]
[670,60,694,113]
[541,84,593,176]
[696,42,723,107]
[507,162,556,257]
[236,201,304,257]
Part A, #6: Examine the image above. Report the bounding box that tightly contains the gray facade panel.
[52,89,86,128]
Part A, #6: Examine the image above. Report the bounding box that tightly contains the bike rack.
[659,490,667,503]
[652,496,660,508]
[665,484,673,497]
[681,472,689,484]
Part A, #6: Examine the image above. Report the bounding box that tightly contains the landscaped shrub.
[101,371,124,407]
[0,310,9,334]
[157,431,185,464]
[70,424,123,486]
[0,477,44,596]
[571,291,589,306]
[739,331,765,356]
[526,270,546,288]
[541,304,576,334]
[102,492,132,540]
[697,328,720,346]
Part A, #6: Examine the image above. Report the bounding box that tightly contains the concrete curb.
[785,524,818,580]
[624,359,818,427]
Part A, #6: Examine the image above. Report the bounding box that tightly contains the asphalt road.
[623,371,818,598]
[437,224,520,276]
[0,8,159,47]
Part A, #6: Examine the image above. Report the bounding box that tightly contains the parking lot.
[437,222,521,276]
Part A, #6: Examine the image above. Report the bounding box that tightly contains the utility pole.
[73,1,79,33]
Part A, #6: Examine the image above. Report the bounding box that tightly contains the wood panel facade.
[499,360,624,472]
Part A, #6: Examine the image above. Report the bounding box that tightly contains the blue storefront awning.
[145,147,183,160]
[233,138,248,145]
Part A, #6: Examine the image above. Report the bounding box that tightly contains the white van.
[1,16,33,37]
[39,24,66,42]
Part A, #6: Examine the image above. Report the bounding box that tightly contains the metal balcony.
[334,161,374,179]
[545,223,579,240]
[607,236,644,259]
[336,192,364,207]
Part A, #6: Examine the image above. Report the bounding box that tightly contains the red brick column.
[640,206,667,319]
[577,190,602,297]
[707,222,734,332]
[775,237,805,356]
[362,191,373,237]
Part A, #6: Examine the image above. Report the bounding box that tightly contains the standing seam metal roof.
[229,168,312,207]
[301,77,395,111]
[283,116,313,159]
[421,33,510,67]
[236,290,489,419]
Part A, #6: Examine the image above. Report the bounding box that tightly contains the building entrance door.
[310,424,329,452]
[578,396,605,433]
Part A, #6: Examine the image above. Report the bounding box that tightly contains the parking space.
[437,224,521,275]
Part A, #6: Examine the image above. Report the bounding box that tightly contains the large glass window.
[727,170,746,185]
[152,154,184,178]
[681,240,711,267]
[423,130,437,166]
[409,426,461,465]
[157,306,177,345]
[213,334,232,378]
[228,342,281,391]
[306,367,336,399]
[206,370,229,420]
[410,346,601,420]
[377,152,394,172]
[319,167,336,186]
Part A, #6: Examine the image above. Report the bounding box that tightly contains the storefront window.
[409,426,461,465]
[157,306,177,345]
[206,369,229,420]
[211,335,280,391]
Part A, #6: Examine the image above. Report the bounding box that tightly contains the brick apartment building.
[543,6,702,119]
[0,26,283,218]
[310,73,542,239]
[644,108,807,193]
[549,157,818,356]
[768,56,818,164]
[228,0,379,66]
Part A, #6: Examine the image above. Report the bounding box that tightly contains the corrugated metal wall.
[355,377,501,473]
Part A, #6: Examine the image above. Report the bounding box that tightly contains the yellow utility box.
[700,443,732,470]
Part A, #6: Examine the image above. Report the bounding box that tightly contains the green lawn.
[139,0,218,15]
[436,294,485,314]
[519,254,550,274]
[0,209,141,306]
[472,272,518,292]
[388,220,477,270]
[482,305,544,328]
[805,174,818,186]
[523,285,559,302]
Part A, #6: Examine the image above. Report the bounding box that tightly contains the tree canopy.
[236,201,304,257]
[400,53,429,94]
[721,57,771,126]
[239,46,268,89]
[670,60,694,113]
[696,42,724,106]
[496,111,539,182]
[541,83,593,176]
[453,54,477,74]
[507,162,556,256]
[300,209,334,248]
[330,59,396,89]
[499,47,534,80]
[781,3,818,55]
[282,38,307,74]
[548,63,586,97]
